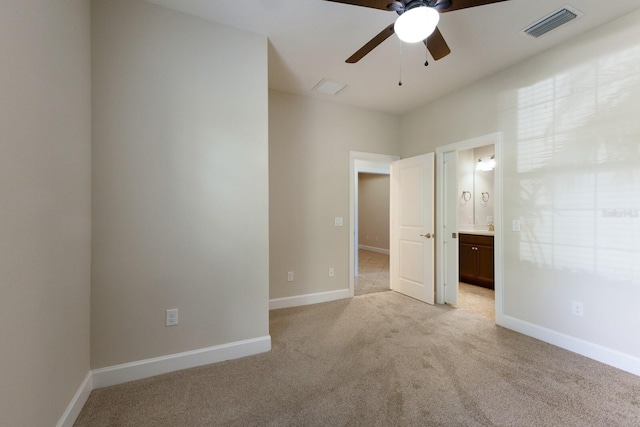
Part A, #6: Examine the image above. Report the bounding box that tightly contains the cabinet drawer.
[459,233,493,246]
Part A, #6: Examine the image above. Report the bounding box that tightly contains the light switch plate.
[512,220,521,231]
[335,217,343,227]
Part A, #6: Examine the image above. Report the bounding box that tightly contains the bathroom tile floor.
[455,282,495,321]
[355,249,495,322]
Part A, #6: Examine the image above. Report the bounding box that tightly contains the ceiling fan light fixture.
[394,6,440,44]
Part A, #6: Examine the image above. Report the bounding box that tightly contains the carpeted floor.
[75,292,640,426]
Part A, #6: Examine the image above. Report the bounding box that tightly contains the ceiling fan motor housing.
[389,0,452,15]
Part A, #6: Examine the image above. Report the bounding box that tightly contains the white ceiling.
[146,0,640,115]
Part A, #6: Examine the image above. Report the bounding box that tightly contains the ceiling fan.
[326,0,510,65]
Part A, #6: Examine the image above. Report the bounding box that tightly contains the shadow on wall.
[513,42,640,285]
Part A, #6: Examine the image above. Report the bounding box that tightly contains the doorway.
[349,152,399,297]
[436,132,503,322]
[355,173,391,296]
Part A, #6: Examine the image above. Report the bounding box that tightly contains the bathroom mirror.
[458,144,495,230]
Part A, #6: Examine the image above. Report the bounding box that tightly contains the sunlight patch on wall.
[515,44,640,283]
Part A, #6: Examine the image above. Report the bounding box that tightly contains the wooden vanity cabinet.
[459,233,494,289]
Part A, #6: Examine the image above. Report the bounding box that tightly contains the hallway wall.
[0,1,92,425]
[358,173,391,251]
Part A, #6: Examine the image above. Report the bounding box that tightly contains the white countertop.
[458,230,494,236]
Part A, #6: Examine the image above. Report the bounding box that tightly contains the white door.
[390,153,435,304]
[443,151,459,305]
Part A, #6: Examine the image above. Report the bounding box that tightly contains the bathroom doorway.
[435,133,503,322]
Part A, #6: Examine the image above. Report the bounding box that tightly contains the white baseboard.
[57,371,92,427]
[358,245,390,255]
[270,289,350,310]
[92,335,271,389]
[500,315,640,376]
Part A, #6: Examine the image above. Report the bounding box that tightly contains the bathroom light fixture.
[476,155,496,171]
[394,6,440,43]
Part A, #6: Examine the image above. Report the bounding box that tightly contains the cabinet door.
[458,243,476,284]
[476,244,495,289]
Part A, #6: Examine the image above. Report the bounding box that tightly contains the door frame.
[349,151,400,297]
[435,132,503,323]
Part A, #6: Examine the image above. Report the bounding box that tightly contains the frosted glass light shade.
[394,7,440,43]
[476,157,496,171]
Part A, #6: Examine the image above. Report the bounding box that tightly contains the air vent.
[312,78,348,96]
[521,6,583,38]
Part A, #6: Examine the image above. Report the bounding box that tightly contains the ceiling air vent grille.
[522,6,583,38]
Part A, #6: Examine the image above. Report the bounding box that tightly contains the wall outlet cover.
[166,308,179,326]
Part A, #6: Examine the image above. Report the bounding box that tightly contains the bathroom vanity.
[459,232,494,289]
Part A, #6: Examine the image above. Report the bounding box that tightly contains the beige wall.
[269,91,399,300]
[358,174,390,250]
[402,11,640,359]
[0,1,92,425]
[91,0,269,368]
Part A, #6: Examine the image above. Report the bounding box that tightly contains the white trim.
[92,336,271,389]
[269,289,350,310]
[500,315,640,377]
[493,138,504,324]
[349,151,399,298]
[358,244,390,255]
[56,371,92,427]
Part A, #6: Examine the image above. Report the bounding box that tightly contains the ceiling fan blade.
[423,26,451,60]
[346,23,395,63]
[324,0,393,11]
[439,0,509,13]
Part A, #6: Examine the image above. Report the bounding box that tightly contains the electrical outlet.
[166,308,179,326]
[328,267,334,277]
[287,271,294,282]
[512,220,521,231]
[571,301,584,317]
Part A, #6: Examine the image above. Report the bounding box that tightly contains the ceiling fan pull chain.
[398,40,403,86]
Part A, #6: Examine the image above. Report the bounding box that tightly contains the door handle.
[420,233,432,239]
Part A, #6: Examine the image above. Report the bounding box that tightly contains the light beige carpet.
[75,292,640,426]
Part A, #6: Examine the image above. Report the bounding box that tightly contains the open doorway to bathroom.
[456,144,496,321]
[355,173,391,296]
[436,132,502,323]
